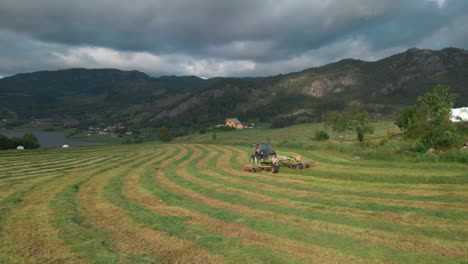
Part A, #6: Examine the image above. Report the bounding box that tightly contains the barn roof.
[225,118,241,124]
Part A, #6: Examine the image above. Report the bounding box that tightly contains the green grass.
[68,134,128,144]
[182,121,468,164]
[0,141,466,263]
[183,121,399,145]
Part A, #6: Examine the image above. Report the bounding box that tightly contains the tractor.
[243,142,313,173]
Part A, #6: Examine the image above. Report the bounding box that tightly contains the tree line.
[0,133,40,150]
[321,84,465,152]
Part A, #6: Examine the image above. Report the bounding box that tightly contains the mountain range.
[0,47,467,133]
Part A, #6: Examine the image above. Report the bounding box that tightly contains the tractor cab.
[251,142,277,163]
[257,142,273,152]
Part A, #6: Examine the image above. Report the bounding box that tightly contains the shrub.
[410,141,429,153]
[439,149,468,163]
[417,121,463,151]
[314,130,329,141]
[157,126,172,142]
[395,105,418,131]
[295,116,312,124]
[21,133,40,149]
[271,118,291,128]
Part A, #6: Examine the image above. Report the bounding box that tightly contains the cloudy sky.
[0,0,467,78]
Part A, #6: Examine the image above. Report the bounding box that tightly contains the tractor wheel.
[271,165,279,173]
[298,163,303,169]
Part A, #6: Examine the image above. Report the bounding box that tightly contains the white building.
[450,107,468,122]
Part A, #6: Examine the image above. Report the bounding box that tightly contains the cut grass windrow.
[137,145,368,264]
[0,155,107,181]
[204,145,467,221]
[176,145,467,242]
[0,154,98,176]
[155,145,466,263]
[227,145,468,204]
[0,155,116,195]
[282,149,468,184]
[0,155,119,201]
[0,154,133,263]
[109,146,307,263]
[48,151,151,264]
[1,141,466,263]
[77,149,180,264]
[103,147,227,263]
[195,144,467,259]
[0,155,103,182]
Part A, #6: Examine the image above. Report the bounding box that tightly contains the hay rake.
[242,142,314,173]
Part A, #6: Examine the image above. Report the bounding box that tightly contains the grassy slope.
[0,140,466,263]
[182,121,399,145]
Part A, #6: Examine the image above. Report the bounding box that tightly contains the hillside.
[0,69,209,126]
[1,48,467,133]
[156,48,468,131]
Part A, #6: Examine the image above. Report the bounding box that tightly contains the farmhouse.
[225,118,247,129]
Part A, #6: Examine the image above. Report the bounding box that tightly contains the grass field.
[0,141,467,263]
[183,122,400,145]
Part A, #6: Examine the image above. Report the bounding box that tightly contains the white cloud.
[242,35,406,76]
[427,0,446,8]
[49,46,257,77]
[0,0,467,77]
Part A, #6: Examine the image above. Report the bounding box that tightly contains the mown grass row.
[0,154,123,229]
[48,151,160,263]
[104,146,303,263]
[1,142,466,263]
[222,146,467,210]
[0,155,120,202]
[208,145,467,215]
[155,144,466,263]
[0,147,145,263]
[201,145,468,252]
[228,145,467,198]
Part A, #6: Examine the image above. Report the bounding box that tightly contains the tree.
[324,101,374,142]
[324,111,347,141]
[394,105,418,131]
[0,133,40,150]
[21,133,40,149]
[0,135,14,150]
[413,85,461,151]
[157,126,172,142]
[349,111,374,142]
[418,84,458,123]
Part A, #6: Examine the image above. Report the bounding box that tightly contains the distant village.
[86,125,133,138]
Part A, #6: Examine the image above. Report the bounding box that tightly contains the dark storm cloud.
[0,0,467,77]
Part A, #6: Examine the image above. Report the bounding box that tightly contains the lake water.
[1,132,109,148]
